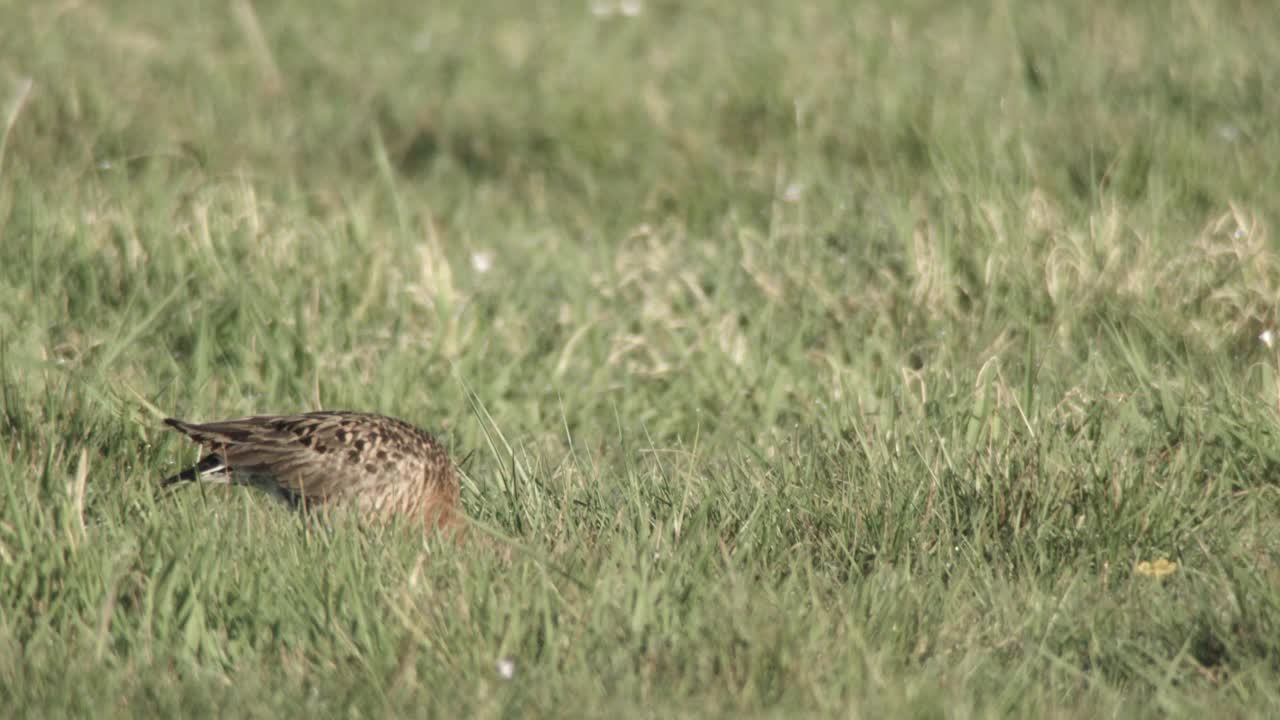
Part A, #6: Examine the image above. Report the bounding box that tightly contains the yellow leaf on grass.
[1136,558,1178,577]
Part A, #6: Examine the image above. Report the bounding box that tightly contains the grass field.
[3,0,1279,716]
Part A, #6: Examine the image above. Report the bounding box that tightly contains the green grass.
[2,0,1279,715]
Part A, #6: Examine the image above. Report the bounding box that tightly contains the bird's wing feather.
[164,415,383,500]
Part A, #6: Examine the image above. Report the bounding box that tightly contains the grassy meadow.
[3,0,1280,715]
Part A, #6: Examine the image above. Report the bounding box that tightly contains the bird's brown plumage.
[163,411,459,530]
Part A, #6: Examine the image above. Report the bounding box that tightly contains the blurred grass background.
[1,0,1279,716]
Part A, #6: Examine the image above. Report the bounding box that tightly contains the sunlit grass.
[2,0,1279,716]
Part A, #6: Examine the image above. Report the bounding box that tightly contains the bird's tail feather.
[161,454,230,488]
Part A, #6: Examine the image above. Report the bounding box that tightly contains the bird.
[162,410,460,531]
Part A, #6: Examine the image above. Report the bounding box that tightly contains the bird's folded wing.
[165,417,370,500]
